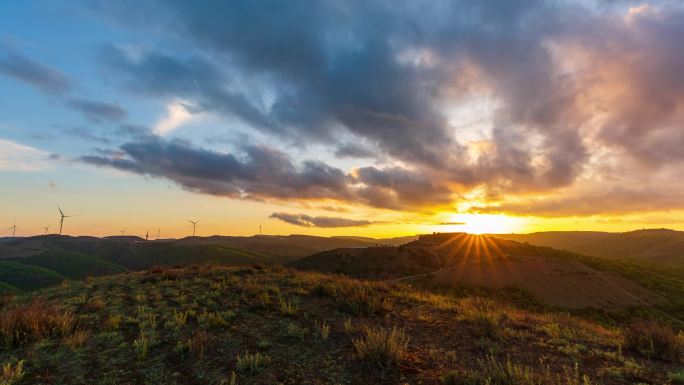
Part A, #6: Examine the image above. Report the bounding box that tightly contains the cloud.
[269,212,374,228]
[472,188,684,217]
[334,143,375,159]
[80,136,352,201]
[154,100,194,135]
[79,0,684,217]
[0,138,50,171]
[0,51,70,93]
[67,98,127,123]
[439,222,466,226]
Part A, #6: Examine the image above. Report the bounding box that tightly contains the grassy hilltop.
[0,265,682,385]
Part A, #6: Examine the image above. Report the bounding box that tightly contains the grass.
[624,319,684,362]
[0,265,679,384]
[0,299,75,347]
[235,352,271,374]
[0,261,65,291]
[353,326,408,369]
[0,360,24,385]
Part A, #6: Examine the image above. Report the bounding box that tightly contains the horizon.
[3,1,684,238]
[1,227,680,240]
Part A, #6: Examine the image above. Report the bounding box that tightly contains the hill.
[0,265,680,384]
[0,234,415,293]
[291,233,684,315]
[175,234,416,263]
[494,229,684,266]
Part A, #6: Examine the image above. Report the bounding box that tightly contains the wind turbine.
[58,206,70,235]
[120,230,125,236]
[7,222,17,237]
[157,228,160,240]
[43,225,50,235]
[188,220,199,237]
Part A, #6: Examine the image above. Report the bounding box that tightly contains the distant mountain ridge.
[0,233,416,293]
[493,229,684,266]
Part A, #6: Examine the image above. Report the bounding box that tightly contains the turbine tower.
[58,206,70,235]
[7,222,17,237]
[188,220,199,237]
[43,225,49,235]
[157,228,160,240]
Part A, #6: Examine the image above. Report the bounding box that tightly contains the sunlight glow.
[440,214,524,234]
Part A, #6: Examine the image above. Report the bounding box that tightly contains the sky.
[1,0,684,238]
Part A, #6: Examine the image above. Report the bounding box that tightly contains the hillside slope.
[0,265,680,384]
[292,233,674,311]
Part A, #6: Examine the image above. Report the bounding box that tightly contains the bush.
[624,320,683,362]
[353,326,408,369]
[0,299,75,347]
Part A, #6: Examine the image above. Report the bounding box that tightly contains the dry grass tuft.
[0,299,76,347]
[64,329,90,350]
[353,326,408,369]
[624,320,684,363]
[1,360,24,385]
[316,278,391,316]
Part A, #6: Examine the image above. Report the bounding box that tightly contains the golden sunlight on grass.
[438,214,524,234]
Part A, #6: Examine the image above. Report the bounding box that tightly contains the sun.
[440,213,524,234]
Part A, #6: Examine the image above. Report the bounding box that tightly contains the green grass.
[0,282,18,295]
[0,265,679,385]
[9,250,127,279]
[0,261,65,291]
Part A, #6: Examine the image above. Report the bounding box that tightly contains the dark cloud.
[67,98,127,123]
[80,136,352,201]
[78,0,684,216]
[334,143,375,159]
[353,166,452,210]
[269,212,374,228]
[0,51,70,93]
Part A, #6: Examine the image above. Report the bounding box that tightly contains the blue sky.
[2,1,684,237]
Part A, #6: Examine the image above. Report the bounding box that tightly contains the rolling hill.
[0,234,416,293]
[291,233,684,315]
[494,229,684,266]
[0,265,680,384]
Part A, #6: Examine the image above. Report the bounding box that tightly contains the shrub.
[353,326,408,369]
[624,320,683,362]
[236,352,271,374]
[1,360,24,385]
[0,299,75,347]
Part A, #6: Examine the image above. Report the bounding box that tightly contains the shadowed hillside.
[0,265,681,384]
[0,234,416,293]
